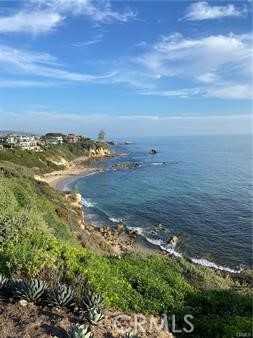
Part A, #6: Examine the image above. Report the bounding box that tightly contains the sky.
[0,0,252,138]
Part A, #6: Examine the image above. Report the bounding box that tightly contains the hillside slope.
[0,144,252,338]
[0,139,110,173]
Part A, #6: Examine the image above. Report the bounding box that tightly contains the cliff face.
[88,147,111,157]
[0,139,111,173]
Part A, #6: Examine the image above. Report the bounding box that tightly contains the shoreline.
[36,155,105,190]
[38,153,243,274]
[37,153,162,256]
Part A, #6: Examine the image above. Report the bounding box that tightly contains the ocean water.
[71,134,252,270]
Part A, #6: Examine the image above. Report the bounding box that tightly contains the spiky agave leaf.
[0,273,8,289]
[15,279,47,302]
[87,307,105,325]
[81,291,104,310]
[47,284,75,308]
[68,324,93,338]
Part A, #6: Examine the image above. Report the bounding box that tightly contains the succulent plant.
[87,307,105,324]
[67,324,93,338]
[14,279,47,302]
[124,333,141,338]
[81,291,104,310]
[47,284,75,308]
[0,273,8,289]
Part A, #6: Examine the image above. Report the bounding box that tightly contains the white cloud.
[126,32,252,100]
[0,10,63,34]
[183,1,246,21]
[72,34,104,47]
[196,72,219,83]
[206,84,252,100]
[138,33,251,78]
[42,0,137,22]
[141,84,252,100]
[140,88,204,98]
[0,45,114,82]
[0,0,137,34]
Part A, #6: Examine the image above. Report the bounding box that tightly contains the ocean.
[70,134,252,270]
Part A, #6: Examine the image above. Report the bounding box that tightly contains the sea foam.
[190,257,240,273]
[109,217,124,223]
[81,198,96,208]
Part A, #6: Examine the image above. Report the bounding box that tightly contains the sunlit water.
[71,134,252,270]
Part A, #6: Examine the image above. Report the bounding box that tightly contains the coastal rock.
[128,229,138,238]
[111,162,141,171]
[149,149,157,155]
[116,224,125,235]
[107,140,117,145]
[168,235,178,246]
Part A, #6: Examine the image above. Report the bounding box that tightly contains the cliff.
[0,139,110,173]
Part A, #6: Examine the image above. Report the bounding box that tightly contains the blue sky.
[0,0,252,137]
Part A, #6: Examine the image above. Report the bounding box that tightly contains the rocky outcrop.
[149,149,157,155]
[111,162,141,171]
[80,224,136,256]
[168,235,178,246]
[89,147,111,157]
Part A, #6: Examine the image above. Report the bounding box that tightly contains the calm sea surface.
[71,134,252,269]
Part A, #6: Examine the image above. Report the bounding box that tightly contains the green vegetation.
[0,145,252,338]
[14,279,48,302]
[81,291,104,310]
[87,307,105,324]
[47,285,75,308]
[0,138,107,173]
[66,324,93,338]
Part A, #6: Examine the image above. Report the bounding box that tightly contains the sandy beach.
[35,155,105,190]
[34,153,161,256]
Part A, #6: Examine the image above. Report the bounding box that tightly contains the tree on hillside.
[98,130,106,142]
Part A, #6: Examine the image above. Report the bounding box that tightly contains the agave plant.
[67,324,93,338]
[14,279,47,302]
[0,273,8,289]
[124,333,141,338]
[87,307,105,325]
[47,284,75,308]
[81,291,104,310]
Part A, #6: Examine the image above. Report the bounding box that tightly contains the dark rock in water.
[149,149,157,155]
[128,229,138,238]
[168,235,178,245]
[107,140,117,145]
[111,162,141,171]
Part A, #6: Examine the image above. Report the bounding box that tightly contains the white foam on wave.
[127,226,146,236]
[80,196,241,273]
[146,237,164,246]
[160,244,183,258]
[129,228,183,258]
[81,198,96,208]
[109,217,124,223]
[135,231,238,270]
[190,257,240,273]
[152,162,164,166]
[85,172,97,177]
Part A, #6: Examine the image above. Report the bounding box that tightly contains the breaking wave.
[81,198,96,208]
